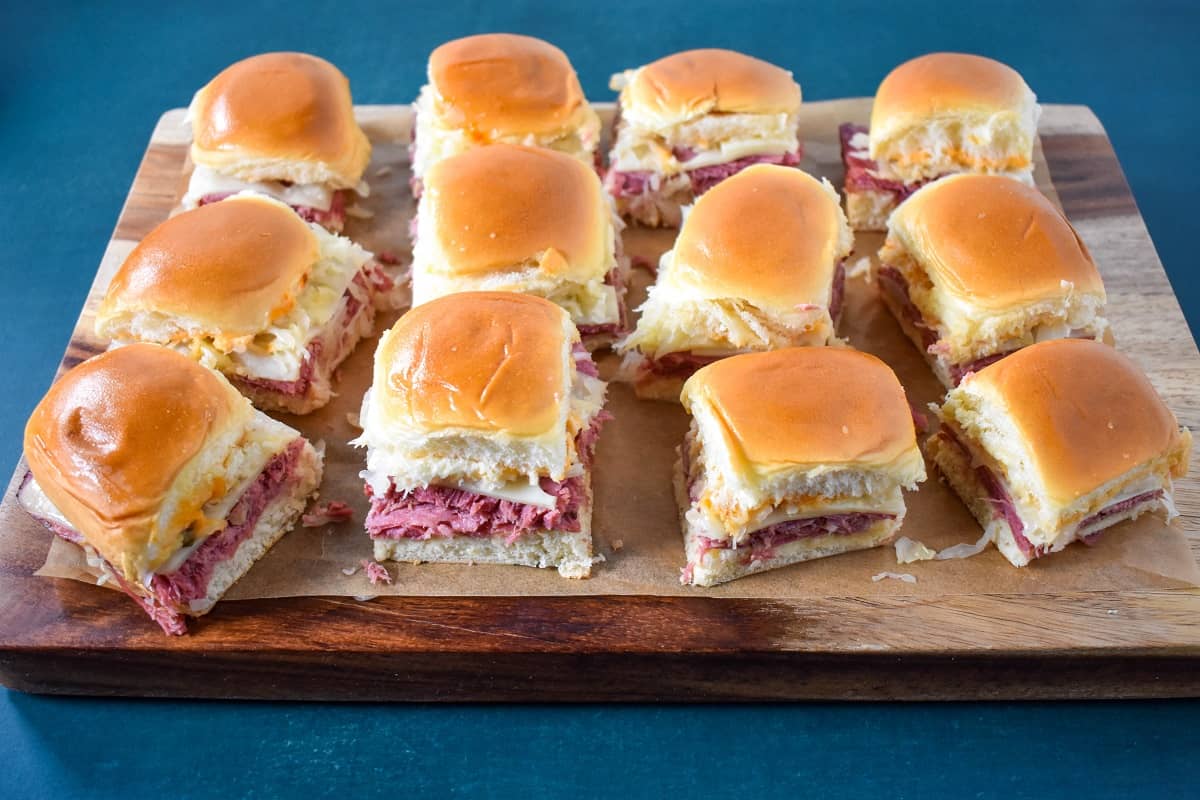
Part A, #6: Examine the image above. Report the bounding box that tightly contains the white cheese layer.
[181,166,369,211]
[685,486,906,543]
[183,165,331,211]
[18,477,72,529]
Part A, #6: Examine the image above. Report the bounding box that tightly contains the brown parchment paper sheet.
[36,99,1200,599]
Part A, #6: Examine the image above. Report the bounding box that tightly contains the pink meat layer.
[694,512,895,567]
[148,439,307,609]
[199,188,348,229]
[838,123,934,200]
[606,149,802,199]
[572,342,600,377]
[232,263,393,397]
[878,266,1096,385]
[939,428,1164,559]
[679,431,893,572]
[637,260,844,382]
[29,439,306,635]
[365,410,610,545]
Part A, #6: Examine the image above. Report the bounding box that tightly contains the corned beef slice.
[694,511,895,565]
[365,412,610,544]
[643,352,725,379]
[571,343,600,377]
[829,260,846,321]
[608,150,802,198]
[838,123,932,200]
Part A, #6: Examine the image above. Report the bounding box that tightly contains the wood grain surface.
[1,100,1198,701]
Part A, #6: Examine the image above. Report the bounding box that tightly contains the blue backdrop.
[1,1,1197,797]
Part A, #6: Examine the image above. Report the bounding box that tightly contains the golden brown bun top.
[624,48,801,121]
[966,339,1189,501]
[889,174,1103,309]
[671,165,849,307]
[190,52,370,184]
[422,144,610,278]
[682,348,919,471]
[374,293,573,437]
[23,344,249,567]
[871,52,1030,129]
[99,194,319,342]
[429,34,587,137]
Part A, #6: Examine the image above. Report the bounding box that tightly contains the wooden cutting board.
[1,101,1198,701]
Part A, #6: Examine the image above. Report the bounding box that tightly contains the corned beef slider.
[875,174,1109,389]
[605,48,804,227]
[618,165,852,401]
[677,348,926,587]
[411,144,628,350]
[181,52,371,233]
[410,33,601,193]
[95,193,400,415]
[841,52,1040,231]
[929,339,1191,567]
[353,293,609,578]
[19,344,323,635]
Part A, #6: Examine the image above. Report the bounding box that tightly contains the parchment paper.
[37,99,1200,599]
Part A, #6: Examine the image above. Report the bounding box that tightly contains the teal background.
[2,1,1199,797]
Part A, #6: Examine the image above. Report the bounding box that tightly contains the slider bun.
[96,194,319,347]
[681,348,925,486]
[948,339,1191,506]
[23,344,252,580]
[888,174,1104,309]
[429,33,589,137]
[667,165,852,311]
[188,52,371,187]
[372,292,574,438]
[869,52,1038,183]
[620,48,801,127]
[418,144,612,282]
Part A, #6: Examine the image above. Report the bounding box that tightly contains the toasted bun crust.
[421,144,610,280]
[889,174,1103,308]
[871,52,1031,140]
[622,49,801,125]
[867,53,1038,183]
[23,345,250,574]
[374,293,572,437]
[97,194,318,342]
[189,52,370,187]
[960,339,1190,502]
[429,34,588,137]
[681,348,920,473]
[669,165,852,310]
[874,52,1029,118]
